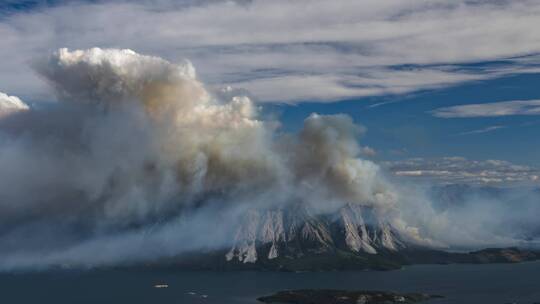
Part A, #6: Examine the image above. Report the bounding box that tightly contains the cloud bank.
[385,157,540,186]
[432,99,540,118]
[1,0,540,102]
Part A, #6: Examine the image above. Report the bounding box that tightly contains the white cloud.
[360,146,377,157]
[1,0,540,102]
[456,125,507,136]
[0,91,29,117]
[384,157,540,186]
[432,99,540,118]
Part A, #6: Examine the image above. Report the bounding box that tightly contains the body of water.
[1,262,539,303]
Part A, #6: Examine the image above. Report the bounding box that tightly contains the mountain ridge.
[225,203,407,265]
[136,202,540,272]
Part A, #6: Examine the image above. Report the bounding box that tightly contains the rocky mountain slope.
[224,203,406,266]
[143,202,540,272]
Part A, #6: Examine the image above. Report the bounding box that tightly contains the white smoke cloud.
[395,182,540,250]
[35,48,198,105]
[0,48,412,269]
[0,48,537,270]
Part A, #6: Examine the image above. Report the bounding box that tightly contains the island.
[257,289,443,304]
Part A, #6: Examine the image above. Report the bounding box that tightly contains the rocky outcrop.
[226,203,406,264]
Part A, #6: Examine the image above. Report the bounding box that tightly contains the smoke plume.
[0,48,537,270]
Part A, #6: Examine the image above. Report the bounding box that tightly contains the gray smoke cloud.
[392,182,540,250]
[0,48,411,270]
[0,48,537,270]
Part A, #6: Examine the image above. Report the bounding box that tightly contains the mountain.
[225,203,406,265]
[142,201,540,272]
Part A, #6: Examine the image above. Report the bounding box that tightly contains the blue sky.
[1,0,539,185]
[274,72,540,166]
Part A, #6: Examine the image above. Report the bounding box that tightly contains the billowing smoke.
[0,48,407,270]
[0,48,537,270]
[393,182,540,250]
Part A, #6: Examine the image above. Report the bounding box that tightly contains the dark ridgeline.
[257,289,443,304]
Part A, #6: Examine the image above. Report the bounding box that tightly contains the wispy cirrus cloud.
[456,125,507,136]
[432,99,540,118]
[384,157,540,186]
[1,0,540,102]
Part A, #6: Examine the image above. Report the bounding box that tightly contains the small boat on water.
[154,284,169,288]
